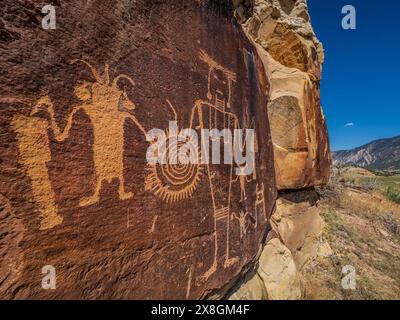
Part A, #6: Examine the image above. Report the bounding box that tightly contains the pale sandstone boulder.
[258,238,301,300]
[229,190,334,300]
[228,273,267,300]
[229,236,303,300]
[271,195,325,270]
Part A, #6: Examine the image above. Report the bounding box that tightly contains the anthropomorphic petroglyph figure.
[200,49,236,108]
[192,50,241,281]
[232,118,257,203]
[33,60,147,207]
[232,166,254,202]
[11,111,63,230]
[233,211,250,239]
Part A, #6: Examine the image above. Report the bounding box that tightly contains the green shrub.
[385,186,400,204]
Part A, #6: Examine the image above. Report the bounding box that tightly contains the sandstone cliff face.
[0,0,331,300]
[229,189,333,300]
[0,0,276,299]
[236,0,331,190]
[228,0,332,300]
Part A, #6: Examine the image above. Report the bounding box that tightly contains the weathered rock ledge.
[236,0,331,191]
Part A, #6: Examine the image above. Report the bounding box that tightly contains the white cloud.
[344,122,354,127]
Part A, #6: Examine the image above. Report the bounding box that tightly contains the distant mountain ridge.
[333,136,400,170]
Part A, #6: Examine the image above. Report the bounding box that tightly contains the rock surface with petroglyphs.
[228,0,332,300]
[236,0,331,190]
[0,0,276,299]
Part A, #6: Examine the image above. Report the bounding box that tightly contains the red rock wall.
[0,0,276,299]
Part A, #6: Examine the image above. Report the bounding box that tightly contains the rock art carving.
[0,0,276,299]
[145,49,259,280]
[33,60,147,208]
[11,50,267,290]
[11,114,63,230]
[233,211,250,239]
[144,126,203,204]
[255,182,267,225]
[192,51,242,280]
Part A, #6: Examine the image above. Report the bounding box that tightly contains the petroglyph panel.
[0,0,276,299]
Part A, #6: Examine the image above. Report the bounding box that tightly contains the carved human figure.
[11,110,63,230]
[190,50,241,281]
[33,60,147,207]
[233,211,250,239]
[232,166,254,202]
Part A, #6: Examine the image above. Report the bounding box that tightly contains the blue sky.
[308,0,400,151]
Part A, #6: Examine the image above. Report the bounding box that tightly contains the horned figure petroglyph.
[199,49,236,108]
[190,98,241,281]
[10,51,264,288]
[33,60,147,207]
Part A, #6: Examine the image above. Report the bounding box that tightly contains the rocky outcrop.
[229,237,301,300]
[257,238,301,300]
[228,271,267,300]
[230,189,332,300]
[0,0,276,299]
[236,0,331,190]
[273,190,333,267]
[228,1,332,300]
[271,190,325,270]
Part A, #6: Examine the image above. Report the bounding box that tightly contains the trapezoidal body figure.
[33,60,147,207]
[192,50,241,281]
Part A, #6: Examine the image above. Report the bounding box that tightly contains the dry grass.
[300,166,400,300]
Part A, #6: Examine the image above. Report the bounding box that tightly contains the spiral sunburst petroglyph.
[145,129,202,204]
